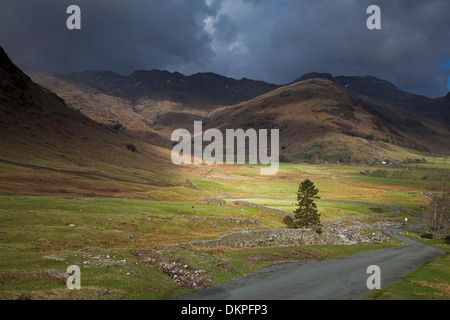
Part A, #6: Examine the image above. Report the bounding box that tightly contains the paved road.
[175,225,446,300]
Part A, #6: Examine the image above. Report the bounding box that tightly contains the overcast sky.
[0,0,449,97]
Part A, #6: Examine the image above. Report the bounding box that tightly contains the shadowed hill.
[24,67,278,147]
[0,47,177,197]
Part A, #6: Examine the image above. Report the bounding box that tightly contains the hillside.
[0,47,177,197]
[22,64,450,163]
[294,73,450,127]
[24,67,278,147]
[206,78,450,163]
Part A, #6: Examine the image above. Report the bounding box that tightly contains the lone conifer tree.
[285,179,323,233]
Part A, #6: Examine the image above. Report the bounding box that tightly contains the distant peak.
[294,72,333,83]
[0,46,8,63]
[0,46,20,73]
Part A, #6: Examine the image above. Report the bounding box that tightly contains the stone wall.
[230,201,292,217]
[199,196,419,219]
[178,218,401,249]
[200,197,227,205]
[179,229,338,248]
[317,199,420,217]
[200,198,291,217]
[190,195,409,249]
[186,178,204,191]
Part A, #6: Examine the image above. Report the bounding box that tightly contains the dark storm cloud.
[0,0,215,73]
[210,0,450,97]
[0,0,449,97]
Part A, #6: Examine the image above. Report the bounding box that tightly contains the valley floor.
[0,161,448,300]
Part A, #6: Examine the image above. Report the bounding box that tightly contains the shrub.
[127,144,137,153]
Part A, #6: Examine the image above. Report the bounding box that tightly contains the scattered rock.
[45,269,69,282]
[72,248,128,268]
[131,250,212,290]
[44,255,66,262]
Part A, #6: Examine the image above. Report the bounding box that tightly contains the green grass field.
[0,161,448,300]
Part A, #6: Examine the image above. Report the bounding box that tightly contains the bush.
[127,144,137,153]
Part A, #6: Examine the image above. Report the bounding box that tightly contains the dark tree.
[284,179,323,233]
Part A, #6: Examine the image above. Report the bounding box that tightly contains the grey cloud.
[213,14,239,44]
[216,0,450,97]
[0,0,449,97]
[0,0,215,74]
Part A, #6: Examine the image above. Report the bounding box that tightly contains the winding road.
[175,225,446,300]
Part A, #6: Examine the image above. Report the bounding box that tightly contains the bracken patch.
[410,280,450,297]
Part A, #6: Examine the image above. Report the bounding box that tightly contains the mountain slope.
[23,64,450,163]
[294,73,450,127]
[206,78,450,162]
[24,67,279,146]
[28,68,450,150]
[0,47,176,197]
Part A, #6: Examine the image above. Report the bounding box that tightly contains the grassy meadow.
[0,158,449,300]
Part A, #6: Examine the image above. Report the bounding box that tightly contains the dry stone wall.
[179,218,401,249]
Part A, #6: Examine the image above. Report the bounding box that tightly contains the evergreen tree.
[285,179,323,233]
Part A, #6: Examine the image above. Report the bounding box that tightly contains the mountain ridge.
[47,68,280,108]
[27,66,450,123]
[19,57,450,162]
[293,72,449,126]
